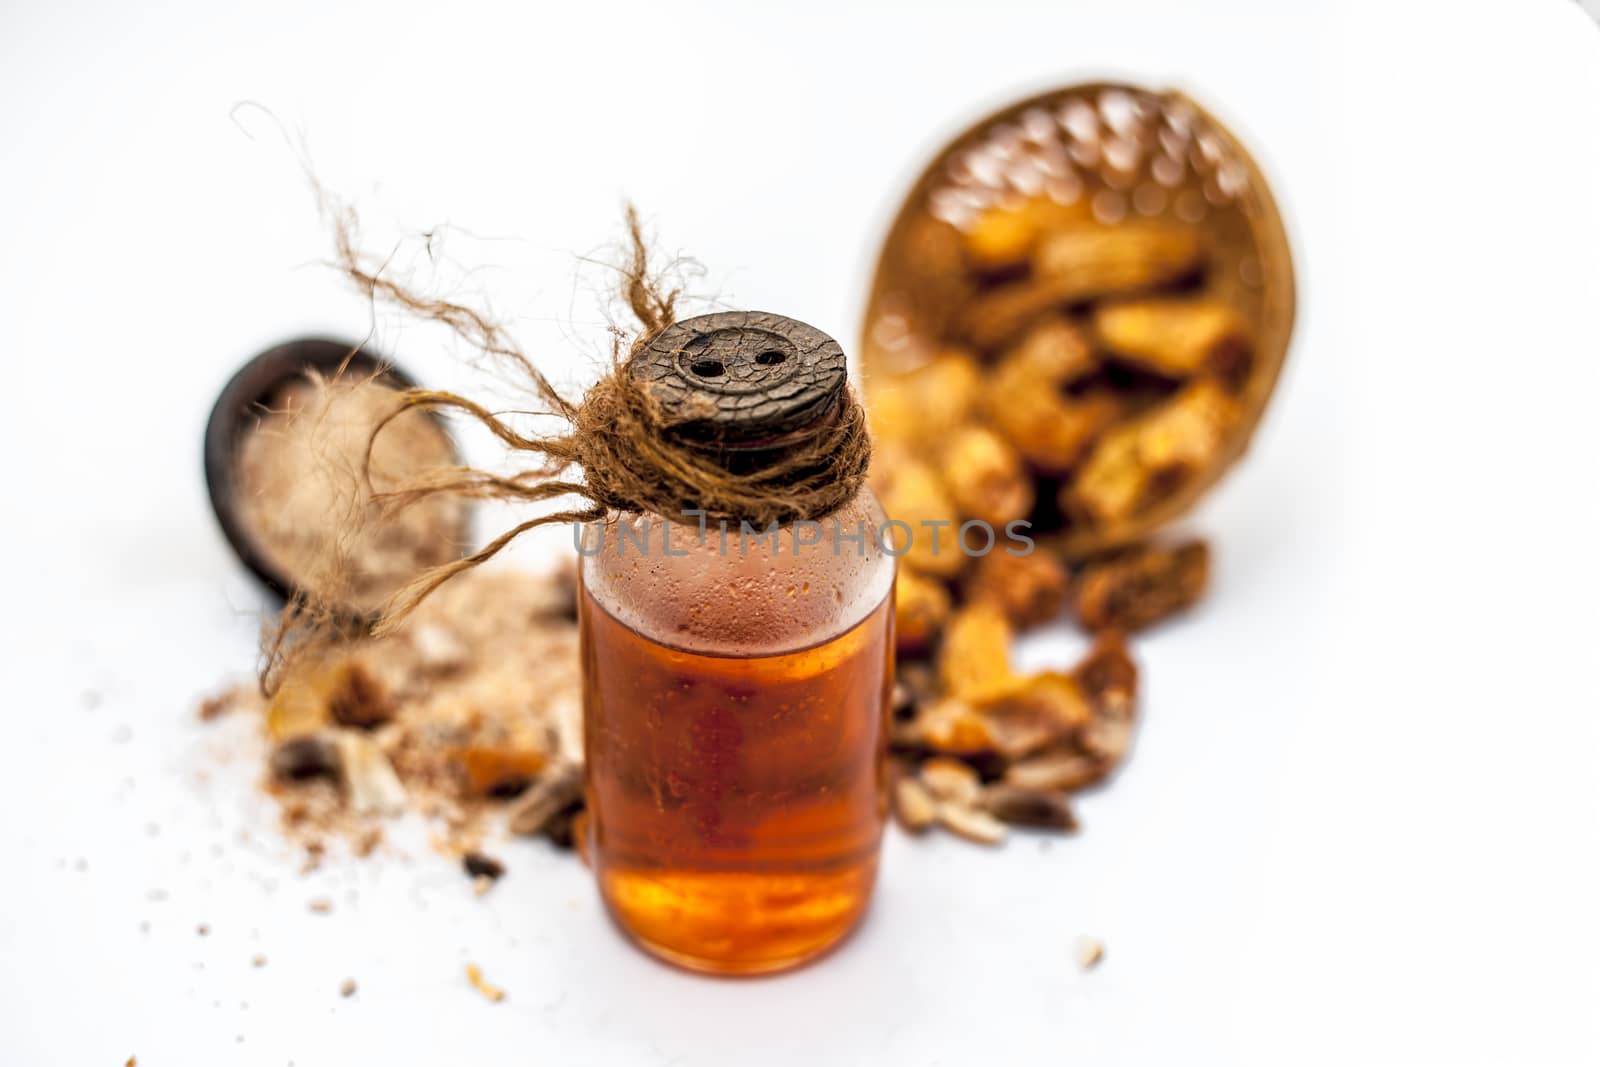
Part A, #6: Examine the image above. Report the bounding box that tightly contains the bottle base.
[622,923,865,977]
[598,862,878,976]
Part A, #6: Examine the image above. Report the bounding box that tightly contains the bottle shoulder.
[579,485,894,656]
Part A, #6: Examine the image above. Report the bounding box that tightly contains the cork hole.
[755,350,787,366]
[690,359,726,378]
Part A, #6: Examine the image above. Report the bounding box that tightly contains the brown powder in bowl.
[233,374,466,615]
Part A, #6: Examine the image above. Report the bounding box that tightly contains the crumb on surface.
[462,851,506,881]
[1076,935,1105,971]
[465,963,506,1003]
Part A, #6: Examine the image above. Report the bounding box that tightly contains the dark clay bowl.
[203,337,464,609]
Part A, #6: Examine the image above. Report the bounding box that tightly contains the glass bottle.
[578,312,896,975]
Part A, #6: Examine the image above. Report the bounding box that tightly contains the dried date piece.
[999,631,1140,792]
[975,671,1093,759]
[959,277,1089,352]
[1092,297,1252,382]
[937,425,1035,527]
[1003,748,1110,792]
[452,745,549,799]
[1074,630,1139,722]
[1000,390,1121,476]
[1003,317,1100,386]
[1076,649,1137,768]
[900,671,1090,763]
[937,603,1015,702]
[1067,379,1239,525]
[935,801,1008,846]
[919,756,983,806]
[894,570,952,656]
[865,349,981,447]
[898,696,999,759]
[892,775,938,834]
[986,321,1119,473]
[507,765,584,838]
[877,459,965,578]
[1082,714,1134,769]
[982,785,1078,831]
[964,549,1069,628]
[962,199,1093,274]
[959,220,1205,367]
[1074,540,1210,633]
[1033,221,1205,302]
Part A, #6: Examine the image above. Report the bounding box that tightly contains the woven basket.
[861,82,1296,556]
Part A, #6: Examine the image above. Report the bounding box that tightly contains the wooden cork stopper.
[632,311,847,449]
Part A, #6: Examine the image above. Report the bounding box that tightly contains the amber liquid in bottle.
[581,584,894,975]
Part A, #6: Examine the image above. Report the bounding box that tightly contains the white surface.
[3,1,1599,1064]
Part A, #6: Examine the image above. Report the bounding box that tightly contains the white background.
[2,1,1598,1064]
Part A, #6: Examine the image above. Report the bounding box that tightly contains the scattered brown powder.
[210,565,581,861]
[197,692,236,721]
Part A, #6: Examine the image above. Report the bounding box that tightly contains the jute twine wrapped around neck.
[262,207,870,690]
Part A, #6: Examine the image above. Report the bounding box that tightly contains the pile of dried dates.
[863,83,1295,843]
